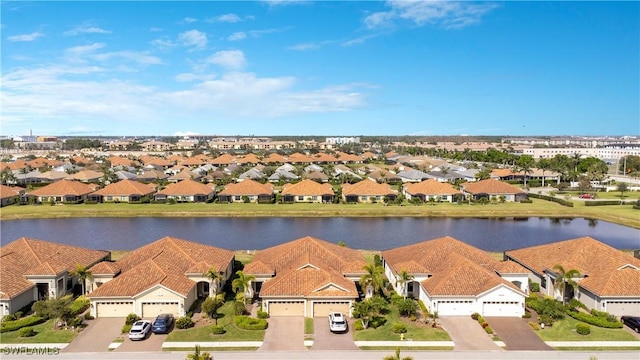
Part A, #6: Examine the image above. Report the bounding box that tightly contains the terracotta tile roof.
[91,180,156,196]
[313,153,339,163]
[219,179,274,196]
[260,266,358,298]
[342,179,397,196]
[180,156,207,166]
[460,179,525,195]
[361,151,377,159]
[1,238,109,299]
[506,236,640,297]
[243,260,274,276]
[403,179,462,196]
[493,261,530,274]
[28,158,62,168]
[142,156,172,167]
[368,169,401,182]
[211,153,236,165]
[90,261,121,276]
[491,168,514,177]
[1,159,29,171]
[264,153,287,164]
[288,152,314,164]
[89,237,233,298]
[0,185,24,200]
[156,179,214,196]
[304,171,329,181]
[335,152,362,162]
[28,179,94,197]
[39,171,70,181]
[281,179,334,196]
[109,156,137,167]
[139,169,169,180]
[393,260,430,274]
[168,169,200,181]
[237,153,261,164]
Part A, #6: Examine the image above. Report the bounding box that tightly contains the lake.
[1,217,638,252]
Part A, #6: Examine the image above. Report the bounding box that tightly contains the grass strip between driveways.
[359,346,455,350]
[165,301,264,342]
[353,305,450,342]
[304,318,313,335]
[0,319,79,344]
[534,316,638,342]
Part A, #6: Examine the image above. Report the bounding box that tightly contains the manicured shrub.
[471,312,480,320]
[526,296,565,323]
[481,322,489,329]
[522,310,532,319]
[392,322,407,334]
[539,314,553,327]
[19,327,36,337]
[257,310,269,319]
[70,296,90,316]
[409,315,417,322]
[234,301,247,316]
[0,316,45,333]
[529,282,540,293]
[567,311,622,328]
[370,316,387,329]
[567,298,587,312]
[176,316,195,329]
[418,300,429,317]
[484,326,493,334]
[576,322,591,335]
[354,319,364,331]
[125,313,141,325]
[84,313,94,320]
[528,321,540,331]
[14,311,23,319]
[396,298,418,317]
[68,316,83,327]
[590,309,609,318]
[2,314,17,322]
[233,315,268,330]
[476,315,485,324]
[211,325,226,335]
[121,324,132,334]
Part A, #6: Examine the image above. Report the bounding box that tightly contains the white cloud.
[288,39,335,51]
[365,1,498,30]
[150,37,176,49]
[341,34,379,47]
[206,50,247,70]
[178,29,207,50]
[174,73,217,82]
[261,0,307,6]
[228,28,283,41]
[65,43,106,56]
[149,27,163,32]
[209,13,241,23]
[228,32,247,41]
[91,51,163,66]
[64,25,111,36]
[7,31,44,42]
[174,131,200,136]
[182,17,198,24]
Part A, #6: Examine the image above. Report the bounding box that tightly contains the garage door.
[268,301,304,316]
[313,301,350,317]
[605,301,640,317]
[96,302,133,317]
[482,301,522,317]
[142,302,179,318]
[436,300,474,316]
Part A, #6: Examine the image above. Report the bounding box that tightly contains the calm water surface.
[1,217,638,252]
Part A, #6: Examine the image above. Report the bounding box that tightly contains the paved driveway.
[114,332,168,352]
[485,317,552,351]
[62,318,124,353]
[259,317,305,351]
[439,316,499,351]
[312,317,358,350]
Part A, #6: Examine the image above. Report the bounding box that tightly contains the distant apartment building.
[140,141,175,152]
[504,136,640,148]
[325,137,360,145]
[522,147,640,160]
[208,137,295,151]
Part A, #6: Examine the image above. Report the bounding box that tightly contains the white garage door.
[605,301,640,317]
[268,301,304,316]
[96,302,133,317]
[142,302,180,318]
[313,301,350,317]
[482,301,522,317]
[436,300,474,316]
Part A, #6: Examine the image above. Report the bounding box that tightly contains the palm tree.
[396,269,414,299]
[203,267,225,297]
[232,270,256,304]
[517,155,535,189]
[552,264,581,304]
[186,344,212,360]
[70,264,93,295]
[383,347,413,360]
[360,263,384,298]
[617,182,629,203]
[537,158,551,187]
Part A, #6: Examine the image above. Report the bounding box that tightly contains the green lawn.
[304,318,314,335]
[165,301,264,342]
[353,305,450,341]
[2,200,638,229]
[0,319,79,344]
[535,317,638,342]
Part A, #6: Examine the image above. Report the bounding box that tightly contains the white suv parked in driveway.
[328,312,348,333]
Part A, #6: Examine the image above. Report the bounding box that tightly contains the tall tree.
[232,270,256,304]
[360,263,384,298]
[617,182,629,203]
[70,264,93,295]
[203,267,225,296]
[552,264,581,304]
[396,269,414,299]
[537,158,551,187]
[516,155,535,188]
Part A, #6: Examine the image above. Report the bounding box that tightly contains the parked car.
[328,312,348,333]
[579,194,594,199]
[128,320,152,340]
[621,316,640,333]
[152,313,175,334]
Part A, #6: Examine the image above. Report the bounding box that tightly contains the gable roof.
[1,238,108,299]
[91,179,156,196]
[506,236,640,297]
[219,179,274,196]
[0,185,24,200]
[342,179,397,196]
[281,179,334,196]
[264,153,287,164]
[27,179,94,197]
[460,178,525,195]
[89,237,233,298]
[156,179,214,196]
[403,179,462,195]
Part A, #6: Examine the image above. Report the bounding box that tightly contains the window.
[311,196,317,201]
[298,196,304,201]
[235,196,241,201]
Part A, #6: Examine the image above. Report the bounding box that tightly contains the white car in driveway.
[328,312,348,333]
[128,320,152,340]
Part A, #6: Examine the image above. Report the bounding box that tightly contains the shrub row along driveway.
[485,317,552,350]
[438,316,499,351]
[312,316,358,350]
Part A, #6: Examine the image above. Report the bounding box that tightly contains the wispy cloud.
[7,31,44,42]
[150,37,177,49]
[206,50,247,70]
[365,1,499,30]
[261,0,307,6]
[181,17,198,24]
[65,43,106,58]
[64,24,111,36]
[206,13,252,23]
[341,34,379,47]
[288,40,336,51]
[149,27,163,32]
[227,28,283,41]
[178,29,207,50]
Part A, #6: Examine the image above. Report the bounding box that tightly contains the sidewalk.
[545,341,640,348]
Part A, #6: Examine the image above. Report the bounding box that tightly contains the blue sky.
[1,1,638,137]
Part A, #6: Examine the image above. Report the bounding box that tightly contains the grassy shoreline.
[1,199,638,229]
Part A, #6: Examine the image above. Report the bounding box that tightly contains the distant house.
[367,169,402,184]
[67,170,104,183]
[268,169,299,182]
[88,237,234,318]
[382,236,528,317]
[505,237,640,317]
[238,168,266,182]
[460,178,527,202]
[243,236,367,317]
[218,179,274,203]
[281,179,334,203]
[89,179,156,203]
[402,179,462,203]
[167,169,201,183]
[154,179,215,203]
[137,169,169,182]
[1,238,109,316]
[27,179,95,203]
[304,171,329,183]
[396,169,434,183]
[0,185,25,206]
[342,179,397,203]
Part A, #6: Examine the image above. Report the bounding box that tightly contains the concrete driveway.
[312,316,358,350]
[62,317,124,353]
[439,316,499,351]
[259,317,305,351]
[485,317,552,351]
[114,332,168,352]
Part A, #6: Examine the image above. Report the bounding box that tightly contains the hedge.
[70,296,90,316]
[567,311,623,328]
[1,316,46,333]
[527,193,573,207]
[576,322,591,335]
[585,200,636,206]
[233,315,268,330]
